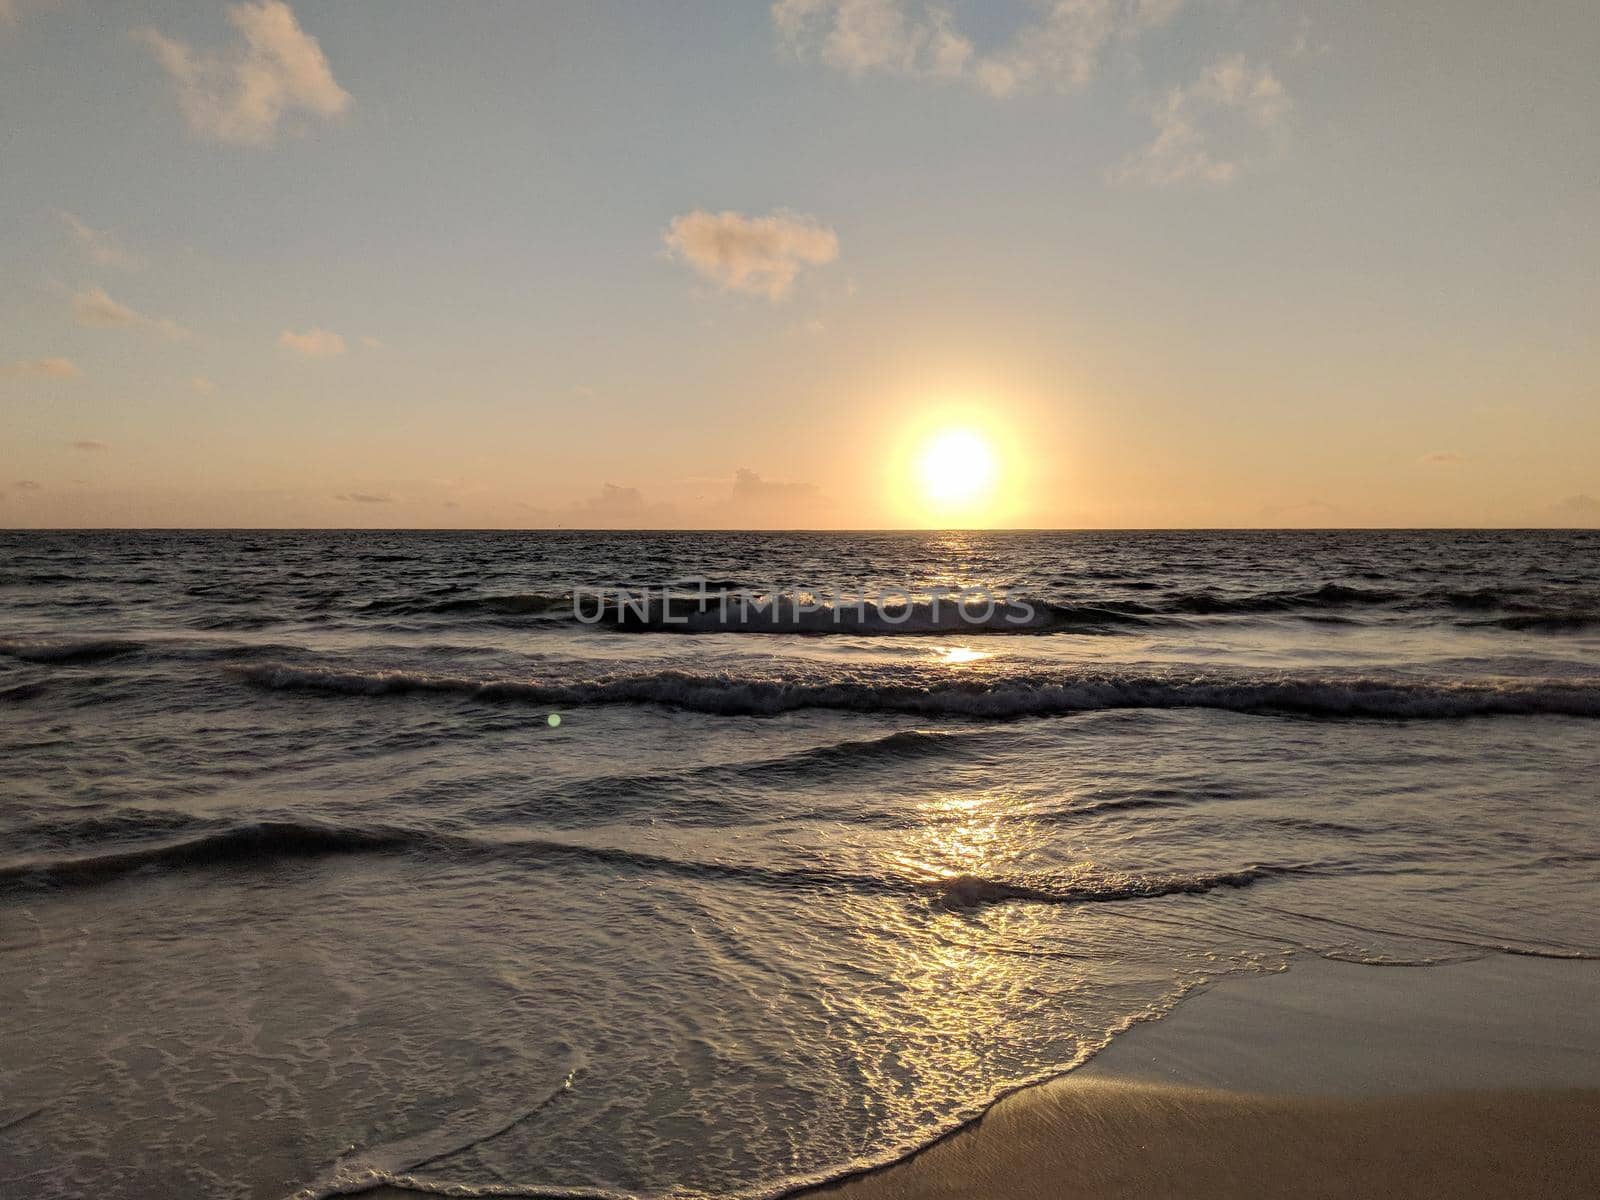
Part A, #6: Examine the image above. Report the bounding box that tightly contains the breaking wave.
[231,660,1600,720]
[0,815,1298,909]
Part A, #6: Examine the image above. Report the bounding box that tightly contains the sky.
[1,0,1597,529]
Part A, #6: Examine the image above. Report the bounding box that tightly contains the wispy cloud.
[60,212,144,270]
[1551,494,1600,522]
[137,1,351,146]
[773,0,1181,97]
[14,480,43,491]
[279,327,345,357]
[0,0,59,29]
[72,286,189,339]
[1421,451,1465,464]
[70,440,108,452]
[4,357,80,380]
[1111,54,1290,186]
[334,491,393,504]
[663,210,839,300]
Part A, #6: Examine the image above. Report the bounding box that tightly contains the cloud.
[279,327,345,357]
[360,336,384,350]
[60,212,143,270]
[773,0,1181,97]
[1111,55,1290,186]
[0,0,58,28]
[731,467,822,504]
[335,491,393,504]
[72,285,138,327]
[568,483,678,525]
[15,480,42,490]
[663,210,839,300]
[515,483,679,528]
[137,1,351,146]
[1421,451,1465,464]
[575,483,650,518]
[719,467,831,526]
[72,286,189,339]
[1551,494,1600,522]
[4,357,80,379]
[1258,499,1347,524]
[70,440,108,451]
[192,376,217,394]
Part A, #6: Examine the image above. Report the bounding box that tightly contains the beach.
[4,529,1598,1198]
[801,955,1600,1200]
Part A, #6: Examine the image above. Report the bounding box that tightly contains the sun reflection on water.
[932,645,989,666]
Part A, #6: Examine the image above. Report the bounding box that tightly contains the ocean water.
[2,529,1599,1199]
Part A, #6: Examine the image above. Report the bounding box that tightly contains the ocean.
[2,529,1598,1198]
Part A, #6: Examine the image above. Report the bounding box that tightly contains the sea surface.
[3,529,1599,1199]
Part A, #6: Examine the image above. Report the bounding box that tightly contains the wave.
[231,660,1600,720]
[349,587,1150,634]
[425,593,573,617]
[0,821,417,889]
[1464,613,1600,634]
[340,579,1600,637]
[0,816,1296,910]
[539,728,980,801]
[0,636,145,664]
[1165,582,1401,615]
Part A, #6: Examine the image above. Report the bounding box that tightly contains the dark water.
[2,530,1599,1198]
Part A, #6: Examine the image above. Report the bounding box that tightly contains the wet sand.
[797,955,1600,1200]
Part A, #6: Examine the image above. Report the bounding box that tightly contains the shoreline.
[791,953,1600,1200]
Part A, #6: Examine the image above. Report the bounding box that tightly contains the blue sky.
[2,1,1597,527]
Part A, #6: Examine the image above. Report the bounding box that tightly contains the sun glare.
[916,428,999,516]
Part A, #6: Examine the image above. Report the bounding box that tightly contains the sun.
[915,428,999,516]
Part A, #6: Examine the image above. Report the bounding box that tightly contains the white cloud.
[773,0,1181,97]
[4,357,80,379]
[137,1,351,146]
[335,491,393,504]
[72,286,189,339]
[1111,54,1290,187]
[60,212,144,270]
[1421,451,1465,464]
[663,210,839,300]
[70,440,108,451]
[279,327,345,357]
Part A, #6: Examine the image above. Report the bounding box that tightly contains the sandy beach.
[797,955,1600,1200]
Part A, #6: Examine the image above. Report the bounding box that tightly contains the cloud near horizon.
[773,0,1183,97]
[334,491,393,504]
[1551,494,1600,524]
[664,210,839,300]
[280,327,346,357]
[138,1,351,146]
[1112,54,1290,186]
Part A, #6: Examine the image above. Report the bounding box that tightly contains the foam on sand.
[796,955,1600,1200]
